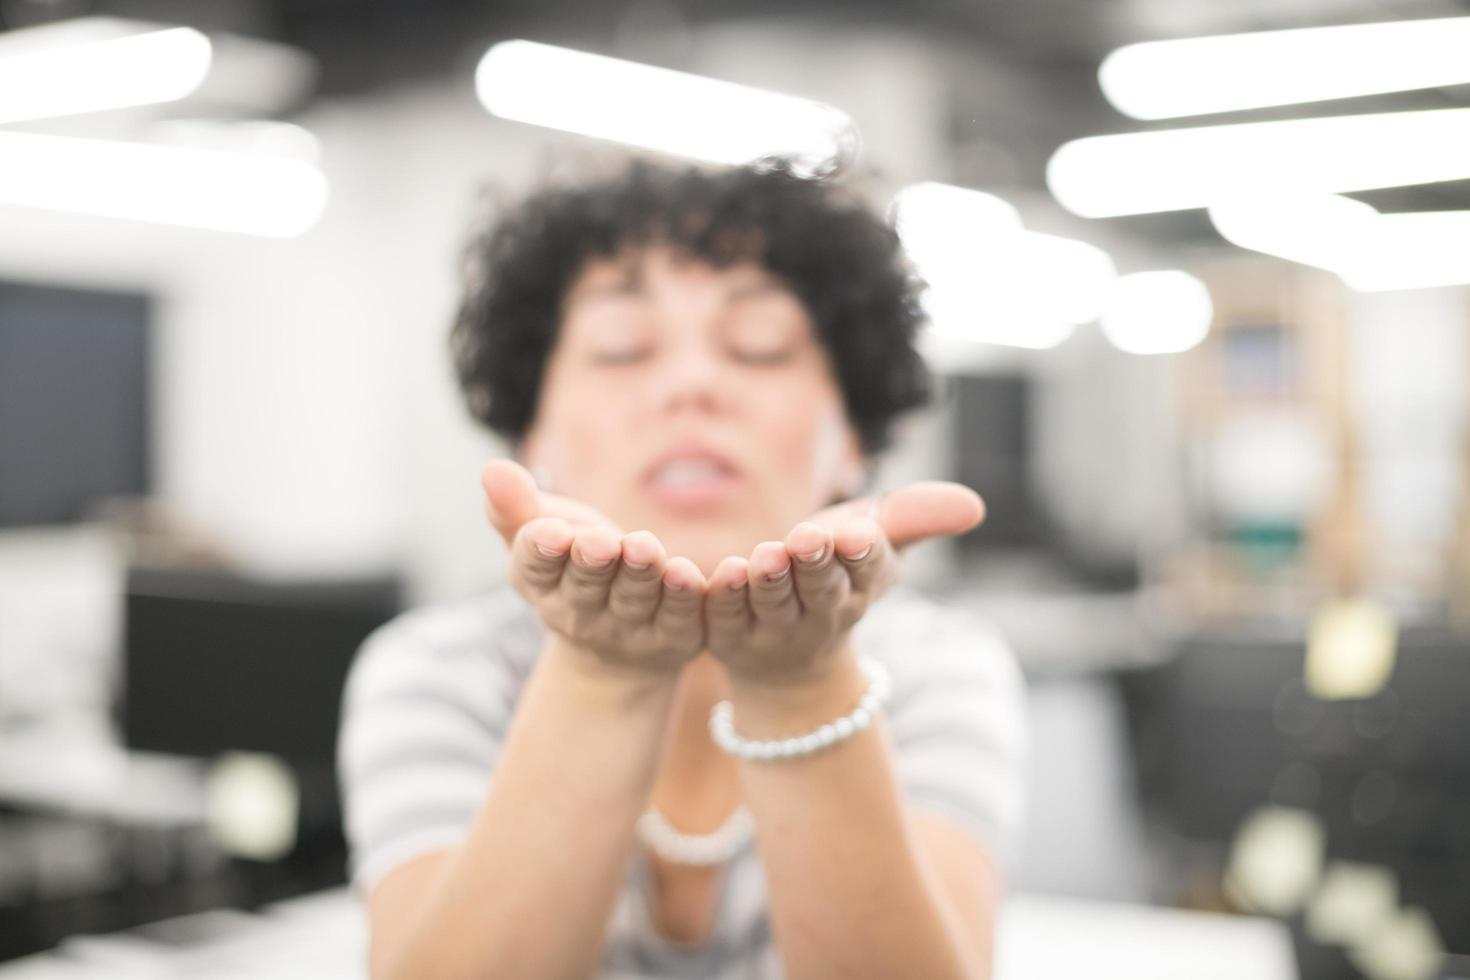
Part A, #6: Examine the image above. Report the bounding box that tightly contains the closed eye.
[731,348,795,365]
[590,347,653,365]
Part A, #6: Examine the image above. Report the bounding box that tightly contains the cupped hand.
[702,481,985,686]
[480,459,708,676]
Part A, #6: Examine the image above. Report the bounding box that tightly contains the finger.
[747,540,799,626]
[510,517,574,594]
[607,530,667,623]
[865,491,887,522]
[785,522,846,611]
[705,555,751,638]
[652,556,706,640]
[560,525,623,607]
[481,459,542,543]
[480,459,625,540]
[835,516,892,594]
[873,482,985,550]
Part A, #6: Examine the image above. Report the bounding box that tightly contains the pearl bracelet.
[636,806,754,865]
[708,655,893,761]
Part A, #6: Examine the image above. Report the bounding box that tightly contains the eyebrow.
[563,262,643,308]
[564,270,792,309]
[727,280,790,301]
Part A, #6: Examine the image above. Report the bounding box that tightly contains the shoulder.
[337,583,544,807]
[337,584,542,892]
[342,584,543,715]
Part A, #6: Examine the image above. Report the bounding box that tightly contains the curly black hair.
[450,156,932,457]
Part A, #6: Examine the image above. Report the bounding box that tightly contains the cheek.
[809,406,852,477]
[755,393,851,504]
[529,364,635,495]
[543,405,632,487]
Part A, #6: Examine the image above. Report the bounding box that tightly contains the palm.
[481,458,986,682]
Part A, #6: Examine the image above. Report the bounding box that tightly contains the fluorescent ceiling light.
[893,182,1022,239]
[1099,271,1213,354]
[1208,193,1372,274]
[922,287,1081,350]
[893,182,1116,349]
[892,182,1022,286]
[148,118,322,164]
[1100,17,1470,120]
[0,130,329,237]
[1210,194,1470,291]
[475,39,855,173]
[0,21,211,124]
[1345,210,1470,291]
[1021,233,1117,326]
[1047,108,1470,217]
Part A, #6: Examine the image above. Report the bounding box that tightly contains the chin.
[623,497,803,577]
[652,525,761,579]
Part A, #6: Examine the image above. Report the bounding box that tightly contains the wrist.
[542,635,682,714]
[723,643,869,737]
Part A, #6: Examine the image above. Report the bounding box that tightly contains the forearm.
[728,646,981,980]
[383,637,678,980]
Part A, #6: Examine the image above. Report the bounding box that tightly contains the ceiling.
[4,0,1470,244]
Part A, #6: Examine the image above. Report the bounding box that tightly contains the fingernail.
[795,544,827,564]
[536,542,563,559]
[766,564,790,582]
[846,542,873,561]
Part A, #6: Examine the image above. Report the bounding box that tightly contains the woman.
[338,158,1027,979]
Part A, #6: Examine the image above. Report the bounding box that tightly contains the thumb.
[876,481,985,551]
[480,459,541,543]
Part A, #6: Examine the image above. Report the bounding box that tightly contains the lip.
[641,442,743,484]
[642,441,744,512]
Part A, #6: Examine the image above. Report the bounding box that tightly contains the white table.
[0,719,207,827]
[0,889,1296,979]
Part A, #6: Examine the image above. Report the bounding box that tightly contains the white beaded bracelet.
[636,806,754,865]
[708,655,893,761]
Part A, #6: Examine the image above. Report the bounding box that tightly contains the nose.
[652,332,731,416]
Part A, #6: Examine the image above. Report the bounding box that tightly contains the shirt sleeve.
[864,590,1029,874]
[336,612,515,895]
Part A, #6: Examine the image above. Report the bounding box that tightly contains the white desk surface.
[0,889,1297,979]
[0,719,207,827]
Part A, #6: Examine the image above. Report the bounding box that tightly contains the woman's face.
[519,244,864,576]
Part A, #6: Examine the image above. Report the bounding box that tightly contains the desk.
[0,718,206,828]
[997,894,1297,980]
[0,890,1297,979]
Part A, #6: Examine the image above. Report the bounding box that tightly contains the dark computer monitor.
[120,566,401,767]
[0,279,151,527]
[1133,629,1470,845]
[1122,626,1470,952]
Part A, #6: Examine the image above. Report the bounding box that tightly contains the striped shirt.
[337,583,1027,978]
